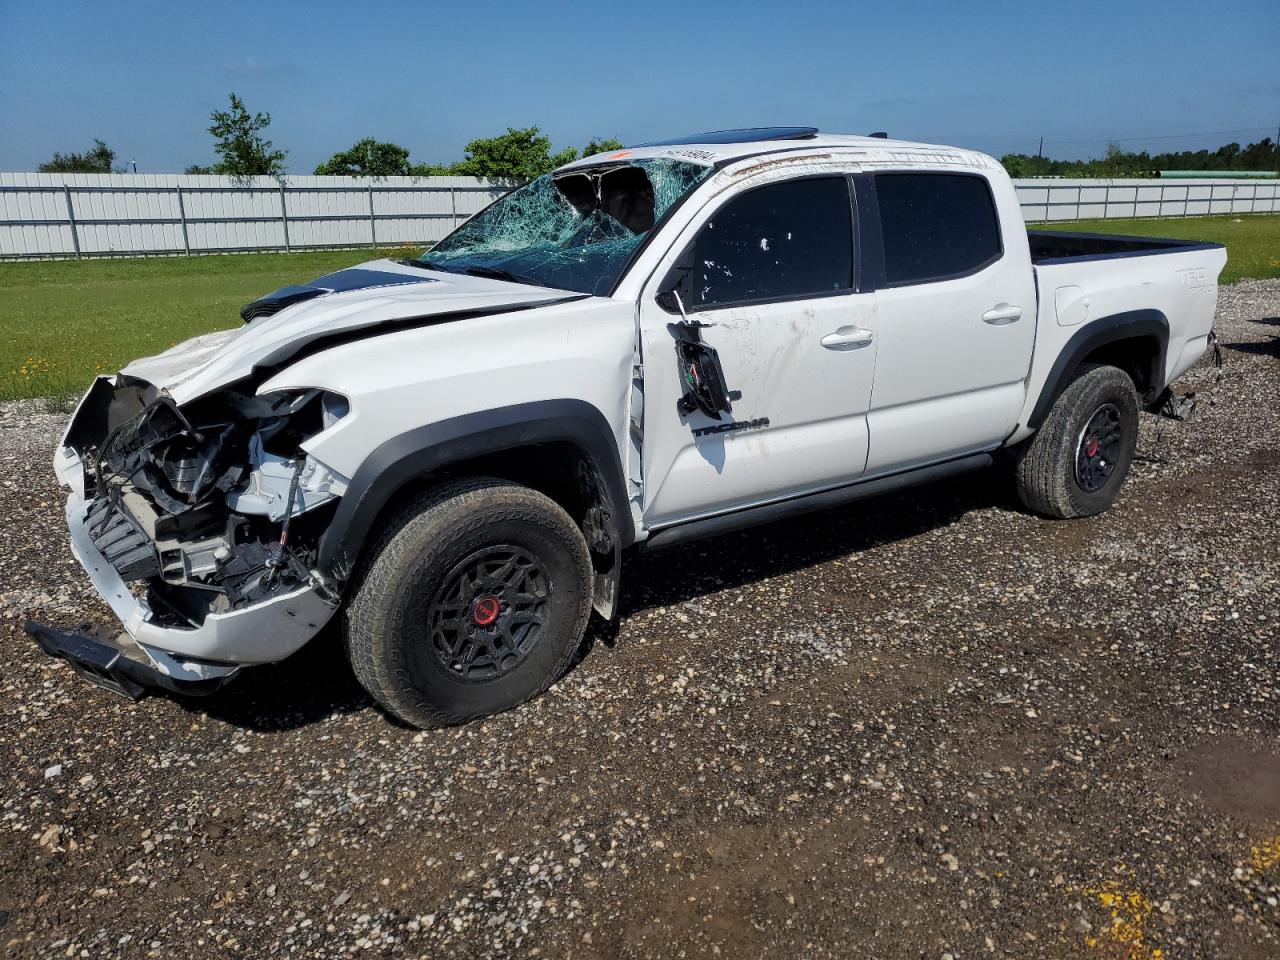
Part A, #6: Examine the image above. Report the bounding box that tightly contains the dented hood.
[120,259,583,404]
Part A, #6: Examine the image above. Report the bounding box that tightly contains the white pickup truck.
[29,127,1226,728]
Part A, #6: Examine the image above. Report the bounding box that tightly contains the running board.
[640,453,994,552]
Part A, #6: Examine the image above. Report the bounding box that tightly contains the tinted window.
[874,173,1001,285]
[690,177,853,307]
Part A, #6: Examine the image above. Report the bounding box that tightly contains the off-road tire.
[345,478,593,728]
[1015,364,1139,519]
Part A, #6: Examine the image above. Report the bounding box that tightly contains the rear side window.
[874,173,1002,285]
[690,176,853,308]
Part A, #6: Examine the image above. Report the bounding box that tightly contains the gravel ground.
[2,281,1278,960]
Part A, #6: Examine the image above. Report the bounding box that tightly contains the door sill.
[638,453,994,552]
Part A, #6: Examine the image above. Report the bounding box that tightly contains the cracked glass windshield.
[417,157,714,296]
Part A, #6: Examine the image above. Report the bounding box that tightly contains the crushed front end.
[29,375,348,697]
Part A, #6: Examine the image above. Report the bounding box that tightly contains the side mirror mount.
[656,248,694,315]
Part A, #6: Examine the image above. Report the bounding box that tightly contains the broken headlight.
[86,387,349,623]
[227,389,350,524]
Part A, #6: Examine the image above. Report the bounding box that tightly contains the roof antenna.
[867,131,888,139]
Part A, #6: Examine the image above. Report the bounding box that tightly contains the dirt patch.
[1174,736,1280,826]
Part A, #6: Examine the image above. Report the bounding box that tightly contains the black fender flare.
[316,399,632,591]
[1026,309,1169,430]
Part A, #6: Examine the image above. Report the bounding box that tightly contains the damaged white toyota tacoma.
[29,127,1226,728]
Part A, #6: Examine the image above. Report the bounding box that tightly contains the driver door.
[638,173,879,528]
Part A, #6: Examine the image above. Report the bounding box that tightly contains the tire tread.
[345,478,592,728]
[1015,365,1138,519]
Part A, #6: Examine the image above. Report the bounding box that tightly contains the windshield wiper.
[460,265,543,287]
[399,258,543,287]
[398,258,450,272]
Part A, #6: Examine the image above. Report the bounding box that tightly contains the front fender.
[316,399,631,584]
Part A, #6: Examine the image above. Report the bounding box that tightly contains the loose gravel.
[2,281,1278,959]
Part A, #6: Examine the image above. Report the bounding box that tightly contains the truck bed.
[1016,229,1227,445]
[1028,230,1220,265]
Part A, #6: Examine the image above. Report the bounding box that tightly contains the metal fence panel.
[1013,177,1280,223]
[0,172,515,259]
[1,172,1277,259]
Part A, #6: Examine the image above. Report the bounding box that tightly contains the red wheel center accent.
[471,595,501,627]
[1085,437,1099,458]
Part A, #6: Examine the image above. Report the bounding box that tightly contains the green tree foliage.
[207,93,287,178]
[448,127,578,180]
[38,139,118,173]
[315,138,412,176]
[1001,137,1278,178]
[581,137,625,157]
[306,127,629,181]
[184,164,213,175]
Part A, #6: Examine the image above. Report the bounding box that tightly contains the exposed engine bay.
[64,376,348,630]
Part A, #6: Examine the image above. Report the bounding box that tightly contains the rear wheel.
[1015,364,1139,519]
[345,478,593,728]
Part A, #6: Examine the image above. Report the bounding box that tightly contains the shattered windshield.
[419,157,714,296]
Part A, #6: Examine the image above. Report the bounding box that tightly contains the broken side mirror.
[669,318,733,420]
[658,249,735,420]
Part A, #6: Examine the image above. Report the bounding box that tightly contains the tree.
[450,126,578,180]
[581,137,625,157]
[327,128,629,181]
[207,93,287,177]
[407,161,453,177]
[315,138,412,176]
[999,153,1039,178]
[1002,135,1278,179]
[184,164,213,175]
[39,139,118,173]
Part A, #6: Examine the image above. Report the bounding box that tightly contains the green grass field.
[0,246,422,402]
[1,212,1277,401]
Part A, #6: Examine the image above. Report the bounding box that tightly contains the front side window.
[874,172,1002,285]
[420,158,713,296]
[689,176,853,308]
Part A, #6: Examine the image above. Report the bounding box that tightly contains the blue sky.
[1,0,1276,173]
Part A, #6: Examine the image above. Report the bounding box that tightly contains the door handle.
[982,303,1022,325]
[820,327,874,350]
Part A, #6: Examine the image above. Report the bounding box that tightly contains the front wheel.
[1015,364,1139,519]
[345,478,593,728]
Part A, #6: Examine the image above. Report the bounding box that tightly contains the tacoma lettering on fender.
[28,127,1226,728]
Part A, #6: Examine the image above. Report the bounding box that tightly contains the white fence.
[1,172,1277,260]
[0,172,511,260]
[1016,177,1280,223]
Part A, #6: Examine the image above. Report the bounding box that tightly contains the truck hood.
[120,259,585,404]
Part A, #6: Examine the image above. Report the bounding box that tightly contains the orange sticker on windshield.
[609,150,633,159]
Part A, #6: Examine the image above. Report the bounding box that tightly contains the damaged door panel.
[637,173,878,525]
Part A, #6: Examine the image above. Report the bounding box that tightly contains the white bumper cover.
[65,494,338,679]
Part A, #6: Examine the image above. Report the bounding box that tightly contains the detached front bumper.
[37,492,339,688]
[25,620,235,699]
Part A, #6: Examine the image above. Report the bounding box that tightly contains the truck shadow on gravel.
[183,471,1014,732]
[1223,335,1280,359]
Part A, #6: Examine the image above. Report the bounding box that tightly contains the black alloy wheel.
[1074,402,1124,493]
[428,546,551,681]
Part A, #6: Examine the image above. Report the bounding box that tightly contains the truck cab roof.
[563,127,998,173]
